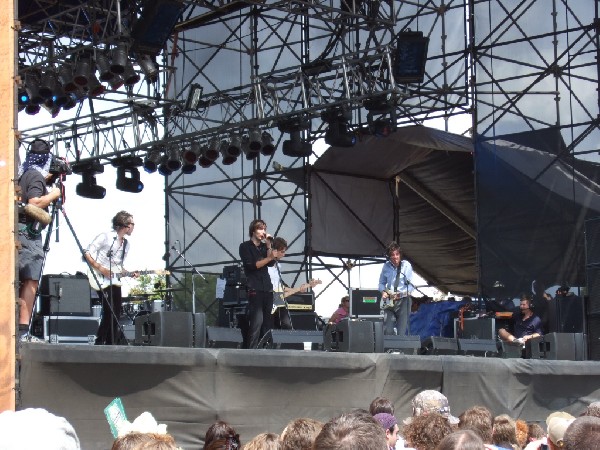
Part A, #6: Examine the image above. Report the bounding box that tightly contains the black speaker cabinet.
[289,312,318,330]
[526,333,587,360]
[587,315,600,360]
[270,329,324,350]
[206,326,243,348]
[384,335,422,355]
[323,319,375,353]
[547,295,585,333]
[457,338,499,357]
[421,336,458,355]
[134,312,194,347]
[40,274,91,316]
[585,217,600,266]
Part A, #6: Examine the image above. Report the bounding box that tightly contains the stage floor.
[19,343,600,450]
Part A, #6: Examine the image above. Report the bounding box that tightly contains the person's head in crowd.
[369,397,395,416]
[204,437,241,450]
[312,411,388,450]
[373,413,399,449]
[555,285,570,297]
[272,237,288,253]
[546,412,575,450]
[204,421,240,450]
[458,405,493,443]
[492,414,518,449]
[515,419,529,448]
[581,401,600,418]
[527,422,546,442]
[279,417,323,450]
[111,432,178,450]
[434,429,485,450]
[406,390,459,426]
[403,412,453,450]
[0,408,80,449]
[243,432,280,450]
[563,416,600,450]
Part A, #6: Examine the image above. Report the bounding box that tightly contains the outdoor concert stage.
[19,343,600,450]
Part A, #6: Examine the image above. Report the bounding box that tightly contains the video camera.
[49,155,72,178]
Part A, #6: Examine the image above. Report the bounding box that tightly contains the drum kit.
[119,288,182,323]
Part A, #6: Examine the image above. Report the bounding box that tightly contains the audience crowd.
[2,392,600,449]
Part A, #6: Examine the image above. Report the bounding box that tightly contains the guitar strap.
[393,262,402,293]
[121,239,127,263]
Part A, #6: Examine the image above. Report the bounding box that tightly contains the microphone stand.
[107,236,118,344]
[171,244,207,314]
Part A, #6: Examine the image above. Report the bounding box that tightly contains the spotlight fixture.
[111,42,129,75]
[18,89,29,111]
[369,118,394,137]
[24,70,44,105]
[143,147,162,173]
[39,70,60,100]
[25,104,41,116]
[87,74,105,98]
[109,75,125,91]
[322,108,356,147]
[158,154,173,176]
[198,139,220,167]
[219,139,238,165]
[185,83,204,110]
[95,51,114,81]
[181,142,200,174]
[137,54,159,83]
[112,156,144,193]
[260,131,276,156]
[73,161,106,199]
[242,135,259,160]
[57,63,78,93]
[278,116,312,157]
[73,53,92,87]
[166,145,182,171]
[228,134,242,157]
[122,62,141,86]
[394,30,430,84]
[248,128,262,152]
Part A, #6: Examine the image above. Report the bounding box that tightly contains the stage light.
[95,51,114,81]
[219,139,238,165]
[369,118,393,137]
[87,74,105,97]
[137,54,159,83]
[248,128,262,152]
[73,53,92,87]
[260,131,276,156]
[282,130,312,157]
[143,147,162,173]
[57,63,78,93]
[242,135,259,160]
[198,139,219,168]
[158,154,173,176]
[113,156,144,193]
[394,30,429,84]
[228,134,242,155]
[166,145,182,171]
[25,104,41,115]
[18,89,29,111]
[24,70,44,105]
[322,108,356,147]
[122,61,141,86]
[39,70,60,100]
[111,42,129,75]
[181,142,200,174]
[185,83,204,110]
[109,75,125,91]
[73,161,106,199]
[42,101,61,119]
[63,89,85,111]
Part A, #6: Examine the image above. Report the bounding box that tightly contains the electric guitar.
[271,279,322,314]
[88,266,170,291]
[380,289,408,310]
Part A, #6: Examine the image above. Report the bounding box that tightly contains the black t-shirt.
[18,170,47,225]
[239,239,273,292]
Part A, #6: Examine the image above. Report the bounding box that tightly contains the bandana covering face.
[18,150,52,179]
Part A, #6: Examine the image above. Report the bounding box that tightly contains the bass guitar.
[88,266,170,291]
[271,279,322,314]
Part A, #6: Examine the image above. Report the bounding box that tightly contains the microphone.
[19,203,52,225]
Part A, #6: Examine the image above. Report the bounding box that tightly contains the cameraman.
[17,139,61,341]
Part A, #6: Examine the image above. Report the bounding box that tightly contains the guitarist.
[84,211,137,345]
[378,242,413,336]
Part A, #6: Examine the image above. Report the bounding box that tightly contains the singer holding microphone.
[239,219,277,349]
[84,211,137,345]
[17,139,62,341]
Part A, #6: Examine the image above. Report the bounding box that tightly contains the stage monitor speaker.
[323,319,375,353]
[193,313,206,348]
[289,312,318,330]
[587,315,600,360]
[269,330,323,350]
[526,333,587,361]
[547,295,585,333]
[384,335,422,355]
[455,318,497,340]
[421,336,458,355]
[206,326,243,348]
[457,338,499,357]
[500,341,523,359]
[585,217,600,266]
[40,274,91,316]
[134,312,194,347]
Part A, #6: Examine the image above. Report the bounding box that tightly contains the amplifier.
[222,284,248,306]
[40,274,91,316]
[286,292,314,311]
[33,316,100,344]
[287,304,313,311]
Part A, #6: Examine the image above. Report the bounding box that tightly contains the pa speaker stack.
[134,312,206,347]
[323,319,376,353]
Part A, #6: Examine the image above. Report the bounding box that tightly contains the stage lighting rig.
[181,142,201,174]
[220,137,240,165]
[185,83,204,111]
[199,139,220,168]
[144,147,162,173]
[242,135,259,161]
[166,145,182,171]
[260,131,276,156]
[72,161,106,199]
[112,156,144,193]
[322,108,356,147]
[278,116,312,158]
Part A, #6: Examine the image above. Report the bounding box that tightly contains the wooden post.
[0,0,18,411]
